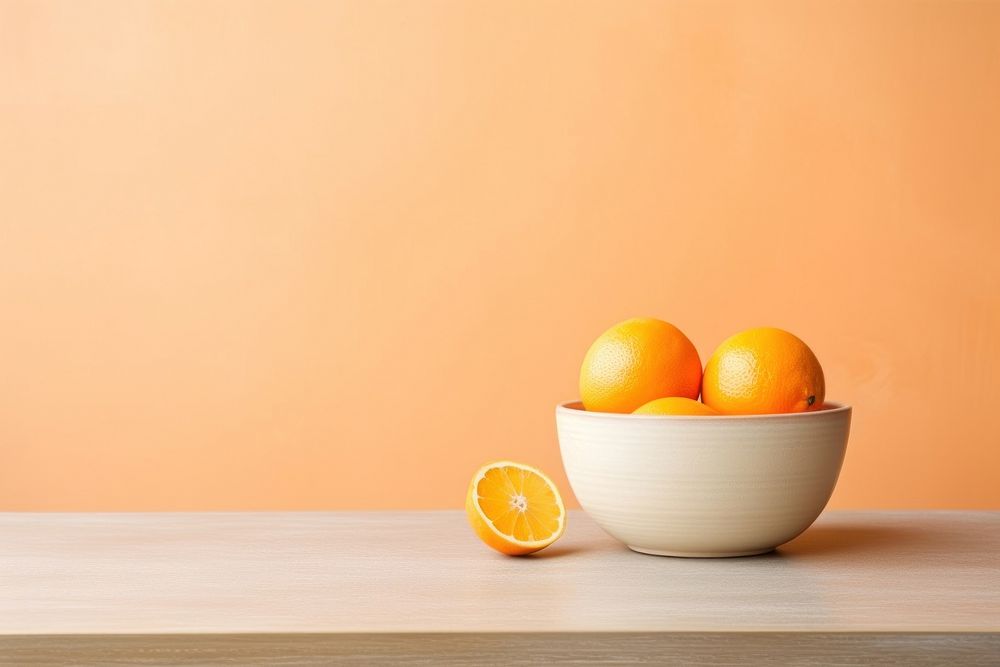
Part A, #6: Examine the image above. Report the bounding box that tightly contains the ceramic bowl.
[556,401,851,557]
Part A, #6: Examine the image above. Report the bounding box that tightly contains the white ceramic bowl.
[556,401,851,557]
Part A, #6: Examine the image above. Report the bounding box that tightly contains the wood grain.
[2,633,998,666]
[1,511,997,663]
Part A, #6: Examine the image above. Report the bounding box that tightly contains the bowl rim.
[557,400,851,421]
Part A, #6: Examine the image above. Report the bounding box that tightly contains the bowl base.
[627,545,775,558]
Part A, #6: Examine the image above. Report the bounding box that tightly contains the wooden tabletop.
[2,510,998,665]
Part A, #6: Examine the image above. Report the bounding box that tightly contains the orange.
[465,461,566,556]
[702,327,825,415]
[633,396,719,416]
[579,317,702,413]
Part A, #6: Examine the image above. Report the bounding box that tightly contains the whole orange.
[579,317,702,413]
[633,397,719,416]
[702,327,825,415]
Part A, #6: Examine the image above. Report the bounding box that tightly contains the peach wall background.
[2,0,999,510]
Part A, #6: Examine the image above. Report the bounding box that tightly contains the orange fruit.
[633,396,719,416]
[702,327,825,415]
[465,461,566,556]
[579,317,702,413]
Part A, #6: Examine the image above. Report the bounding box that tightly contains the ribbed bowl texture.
[556,402,851,557]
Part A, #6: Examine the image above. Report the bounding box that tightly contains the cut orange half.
[465,461,566,556]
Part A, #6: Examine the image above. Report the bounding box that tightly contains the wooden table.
[1,511,998,665]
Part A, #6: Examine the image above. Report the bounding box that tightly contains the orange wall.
[2,0,998,510]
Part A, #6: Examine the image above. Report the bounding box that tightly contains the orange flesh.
[475,466,561,542]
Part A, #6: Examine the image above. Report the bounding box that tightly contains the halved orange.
[465,461,566,556]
